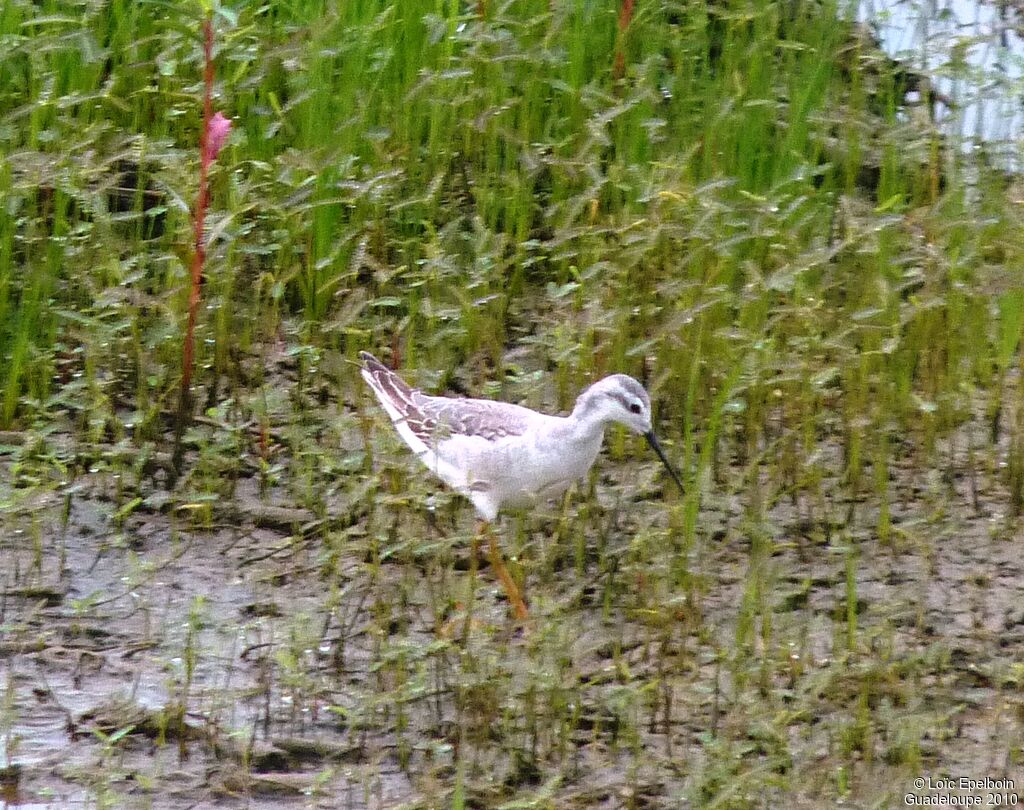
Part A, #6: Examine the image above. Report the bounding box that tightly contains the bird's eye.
[629,402,642,414]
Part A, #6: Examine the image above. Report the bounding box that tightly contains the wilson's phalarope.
[359,352,684,620]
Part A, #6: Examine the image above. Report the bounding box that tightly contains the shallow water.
[860,0,1024,162]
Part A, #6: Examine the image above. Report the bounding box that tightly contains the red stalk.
[612,0,635,80]
[183,17,213,398]
[173,15,215,475]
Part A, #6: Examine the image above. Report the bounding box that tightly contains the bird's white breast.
[433,418,604,519]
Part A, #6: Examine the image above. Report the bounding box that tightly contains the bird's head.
[577,374,684,494]
[580,374,653,435]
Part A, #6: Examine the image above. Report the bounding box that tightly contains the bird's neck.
[559,392,610,446]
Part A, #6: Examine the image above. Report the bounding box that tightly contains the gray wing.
[414,394,534,444]
[360,352,533,447]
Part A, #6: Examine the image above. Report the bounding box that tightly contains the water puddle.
[859,0,1024,164]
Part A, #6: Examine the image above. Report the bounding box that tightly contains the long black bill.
[645,431,685,495]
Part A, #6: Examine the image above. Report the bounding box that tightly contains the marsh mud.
[1,406,1022,809]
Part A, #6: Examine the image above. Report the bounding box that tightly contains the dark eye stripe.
[608,392,630,410]
[609,391,645,414]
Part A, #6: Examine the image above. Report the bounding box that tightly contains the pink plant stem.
[181,16,213,402]
[174,16,214,473]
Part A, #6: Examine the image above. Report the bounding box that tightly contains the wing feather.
[359,352,532,445]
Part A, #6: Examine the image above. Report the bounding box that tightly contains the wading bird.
[359,352,684,620]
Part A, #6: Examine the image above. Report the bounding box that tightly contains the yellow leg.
[482,521,529,621]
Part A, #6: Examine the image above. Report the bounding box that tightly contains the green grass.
[1,0,1024,805]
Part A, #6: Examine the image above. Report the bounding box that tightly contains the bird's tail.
[359,351,416,417]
